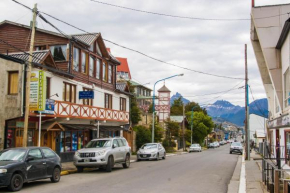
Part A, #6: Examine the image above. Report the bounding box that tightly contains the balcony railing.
[30,100,129,122]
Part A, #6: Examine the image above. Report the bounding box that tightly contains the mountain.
[205,99,268,126]
[170,92,190,105]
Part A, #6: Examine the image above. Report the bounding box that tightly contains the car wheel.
[50,167,61,183]
[77,166,84,173]
[122,154,130,168]
[230,151,232,154]
[156,153,159,161]
[8,174,23,192]
[106,156,114,172]
[162,152,166,160]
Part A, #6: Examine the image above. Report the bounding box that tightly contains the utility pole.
[245,44,250,160]
[23,4,37,147]
[182,103,185,151]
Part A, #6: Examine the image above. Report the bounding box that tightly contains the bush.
[133,125,151,150]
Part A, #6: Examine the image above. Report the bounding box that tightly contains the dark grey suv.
[0,147,61,192]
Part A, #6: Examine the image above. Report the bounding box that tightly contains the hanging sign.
[29,71,46,111]
[79,91,94,99]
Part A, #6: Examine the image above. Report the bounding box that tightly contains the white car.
[137,143,166,161]
[189,144,202,152]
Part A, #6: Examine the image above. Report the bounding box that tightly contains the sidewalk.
[245,151,267,193]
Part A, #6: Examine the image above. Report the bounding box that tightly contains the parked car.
[74,137,131,173]
[213,142,220,148]
[137,143,166,161]
[230,142,243,155]
[189,144,202,152]
[208,143,215,148]
[0,147,61,192]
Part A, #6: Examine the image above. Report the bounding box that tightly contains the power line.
[89,0,288,21]
[182,86,243,97]
[37,11,244,80]
[248,85,267,117]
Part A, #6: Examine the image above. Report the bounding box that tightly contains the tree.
[133,125,151,150]
[170,97,183,115]
[186,111,214,145]
[185,102,207,115]
[149,123,164,142]
[127,81,141,125]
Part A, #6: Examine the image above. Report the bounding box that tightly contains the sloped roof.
[8,50,52,64]
[276,18,290,49]
[129,80,152,91]
[116,57,131,79]
[158,85,171,92]
[72,33,100,46]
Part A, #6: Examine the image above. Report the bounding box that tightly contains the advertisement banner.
[29,71,46,111]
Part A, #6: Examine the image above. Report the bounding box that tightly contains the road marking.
[239,150,246,193]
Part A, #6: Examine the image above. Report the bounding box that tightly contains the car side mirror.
[112,144,117,149]
[26,156,34,162]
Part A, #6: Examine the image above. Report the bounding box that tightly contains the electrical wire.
[89,0,288,21]
[182,86,243,97]
[248,85,267,117]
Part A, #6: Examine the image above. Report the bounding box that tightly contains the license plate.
[143,155,146,158]
[84,159,90,162]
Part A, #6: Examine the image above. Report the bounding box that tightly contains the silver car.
[189,144,202,152]
[230,142,243,155]
[73,137,131,172]
[137,143,166,161]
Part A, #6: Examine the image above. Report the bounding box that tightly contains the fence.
[260,142,290,193]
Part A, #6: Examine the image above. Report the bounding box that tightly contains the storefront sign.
[79,91,94,99]
[267,114,290,129]
[29,71,46,111]
[38,99,55,114]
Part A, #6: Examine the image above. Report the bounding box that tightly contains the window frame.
[81,51,88,74]
[73,47,80,72]
[49,44,67,62]
[96,58,101,79]
[89,55,95,77]
[105,93,113,109]
[120,97,126,111]
[63,82,77,103]
[102,61,108,82]
[8,71,19,95]
[108,64,112,83]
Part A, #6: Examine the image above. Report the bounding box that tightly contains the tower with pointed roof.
[156,84,171,122]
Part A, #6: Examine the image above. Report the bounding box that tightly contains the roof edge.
[276,18,290,49]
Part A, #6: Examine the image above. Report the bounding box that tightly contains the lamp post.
[152,73,184,143]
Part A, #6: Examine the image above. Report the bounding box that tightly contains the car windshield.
[232,142,242,146]
[0,149,26,161]
[141,144,157,149]
[86,140,112,148]
[191,144,198,147]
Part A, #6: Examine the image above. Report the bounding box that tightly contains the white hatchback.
[189,144,202,152]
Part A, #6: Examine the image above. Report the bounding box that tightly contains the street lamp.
[152,73,184,143]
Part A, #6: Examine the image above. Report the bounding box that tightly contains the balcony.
[30,100,129,123]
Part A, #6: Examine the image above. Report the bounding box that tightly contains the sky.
[1,0,290,107]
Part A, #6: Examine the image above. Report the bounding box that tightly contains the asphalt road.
[0,144,239,193]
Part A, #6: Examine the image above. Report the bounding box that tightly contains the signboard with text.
[29,71,46,111]
[79,91,94,99]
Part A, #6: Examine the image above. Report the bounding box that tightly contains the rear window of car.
[42,148,57,158]
[232,142,242,146]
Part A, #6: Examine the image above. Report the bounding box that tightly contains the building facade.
[251,3,290,168]
[0,20,131,161]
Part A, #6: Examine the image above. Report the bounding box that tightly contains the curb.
[227,154,243,193]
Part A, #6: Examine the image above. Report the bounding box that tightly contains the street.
[1,144,239,193]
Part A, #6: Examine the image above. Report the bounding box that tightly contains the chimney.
[252,0,255,7]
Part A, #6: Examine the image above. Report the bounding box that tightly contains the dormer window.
[50,45,67,61]
[96,42,102,56]
[81,51,87,74]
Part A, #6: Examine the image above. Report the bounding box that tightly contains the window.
[28,149,42,159]
[89,55,94,77]
[117,139,125,147]
[46,77,51,99]
[96,59,101,79]
[50,45,67,61]
[96,42,102,56]
[81,52,87,74]
[60,130,89,152]
[89,43,94,52]
[285,68,290,107]
[113,139,119,147]
[42,148,56,158]
[275,96,280,113]
[105,93,112,109]
[108,65,112,83]
[120,97,126,111]
[65,131,72,152]
[83,88,93,106]
[35,46,46,51]
[73,47,80,71]
[8,71,18,95]
[103,62,107,82]
[63,82,76,103]
[286,131,290,164]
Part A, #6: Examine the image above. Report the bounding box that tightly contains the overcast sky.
[1,0,290,107]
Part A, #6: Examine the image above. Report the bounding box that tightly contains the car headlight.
[74,151,80,157]
[0,169,7,174]
[96,150,107,156]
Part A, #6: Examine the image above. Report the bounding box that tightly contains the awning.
[40,121,65,131]
[61,124,131,131]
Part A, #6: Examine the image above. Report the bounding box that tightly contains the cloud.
[1,0,285,107]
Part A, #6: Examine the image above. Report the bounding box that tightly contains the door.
[15,128,23,147]
[117,139,126,161]
[26,148,47,180]
[158,144,164,157]
[112,139,121,162]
